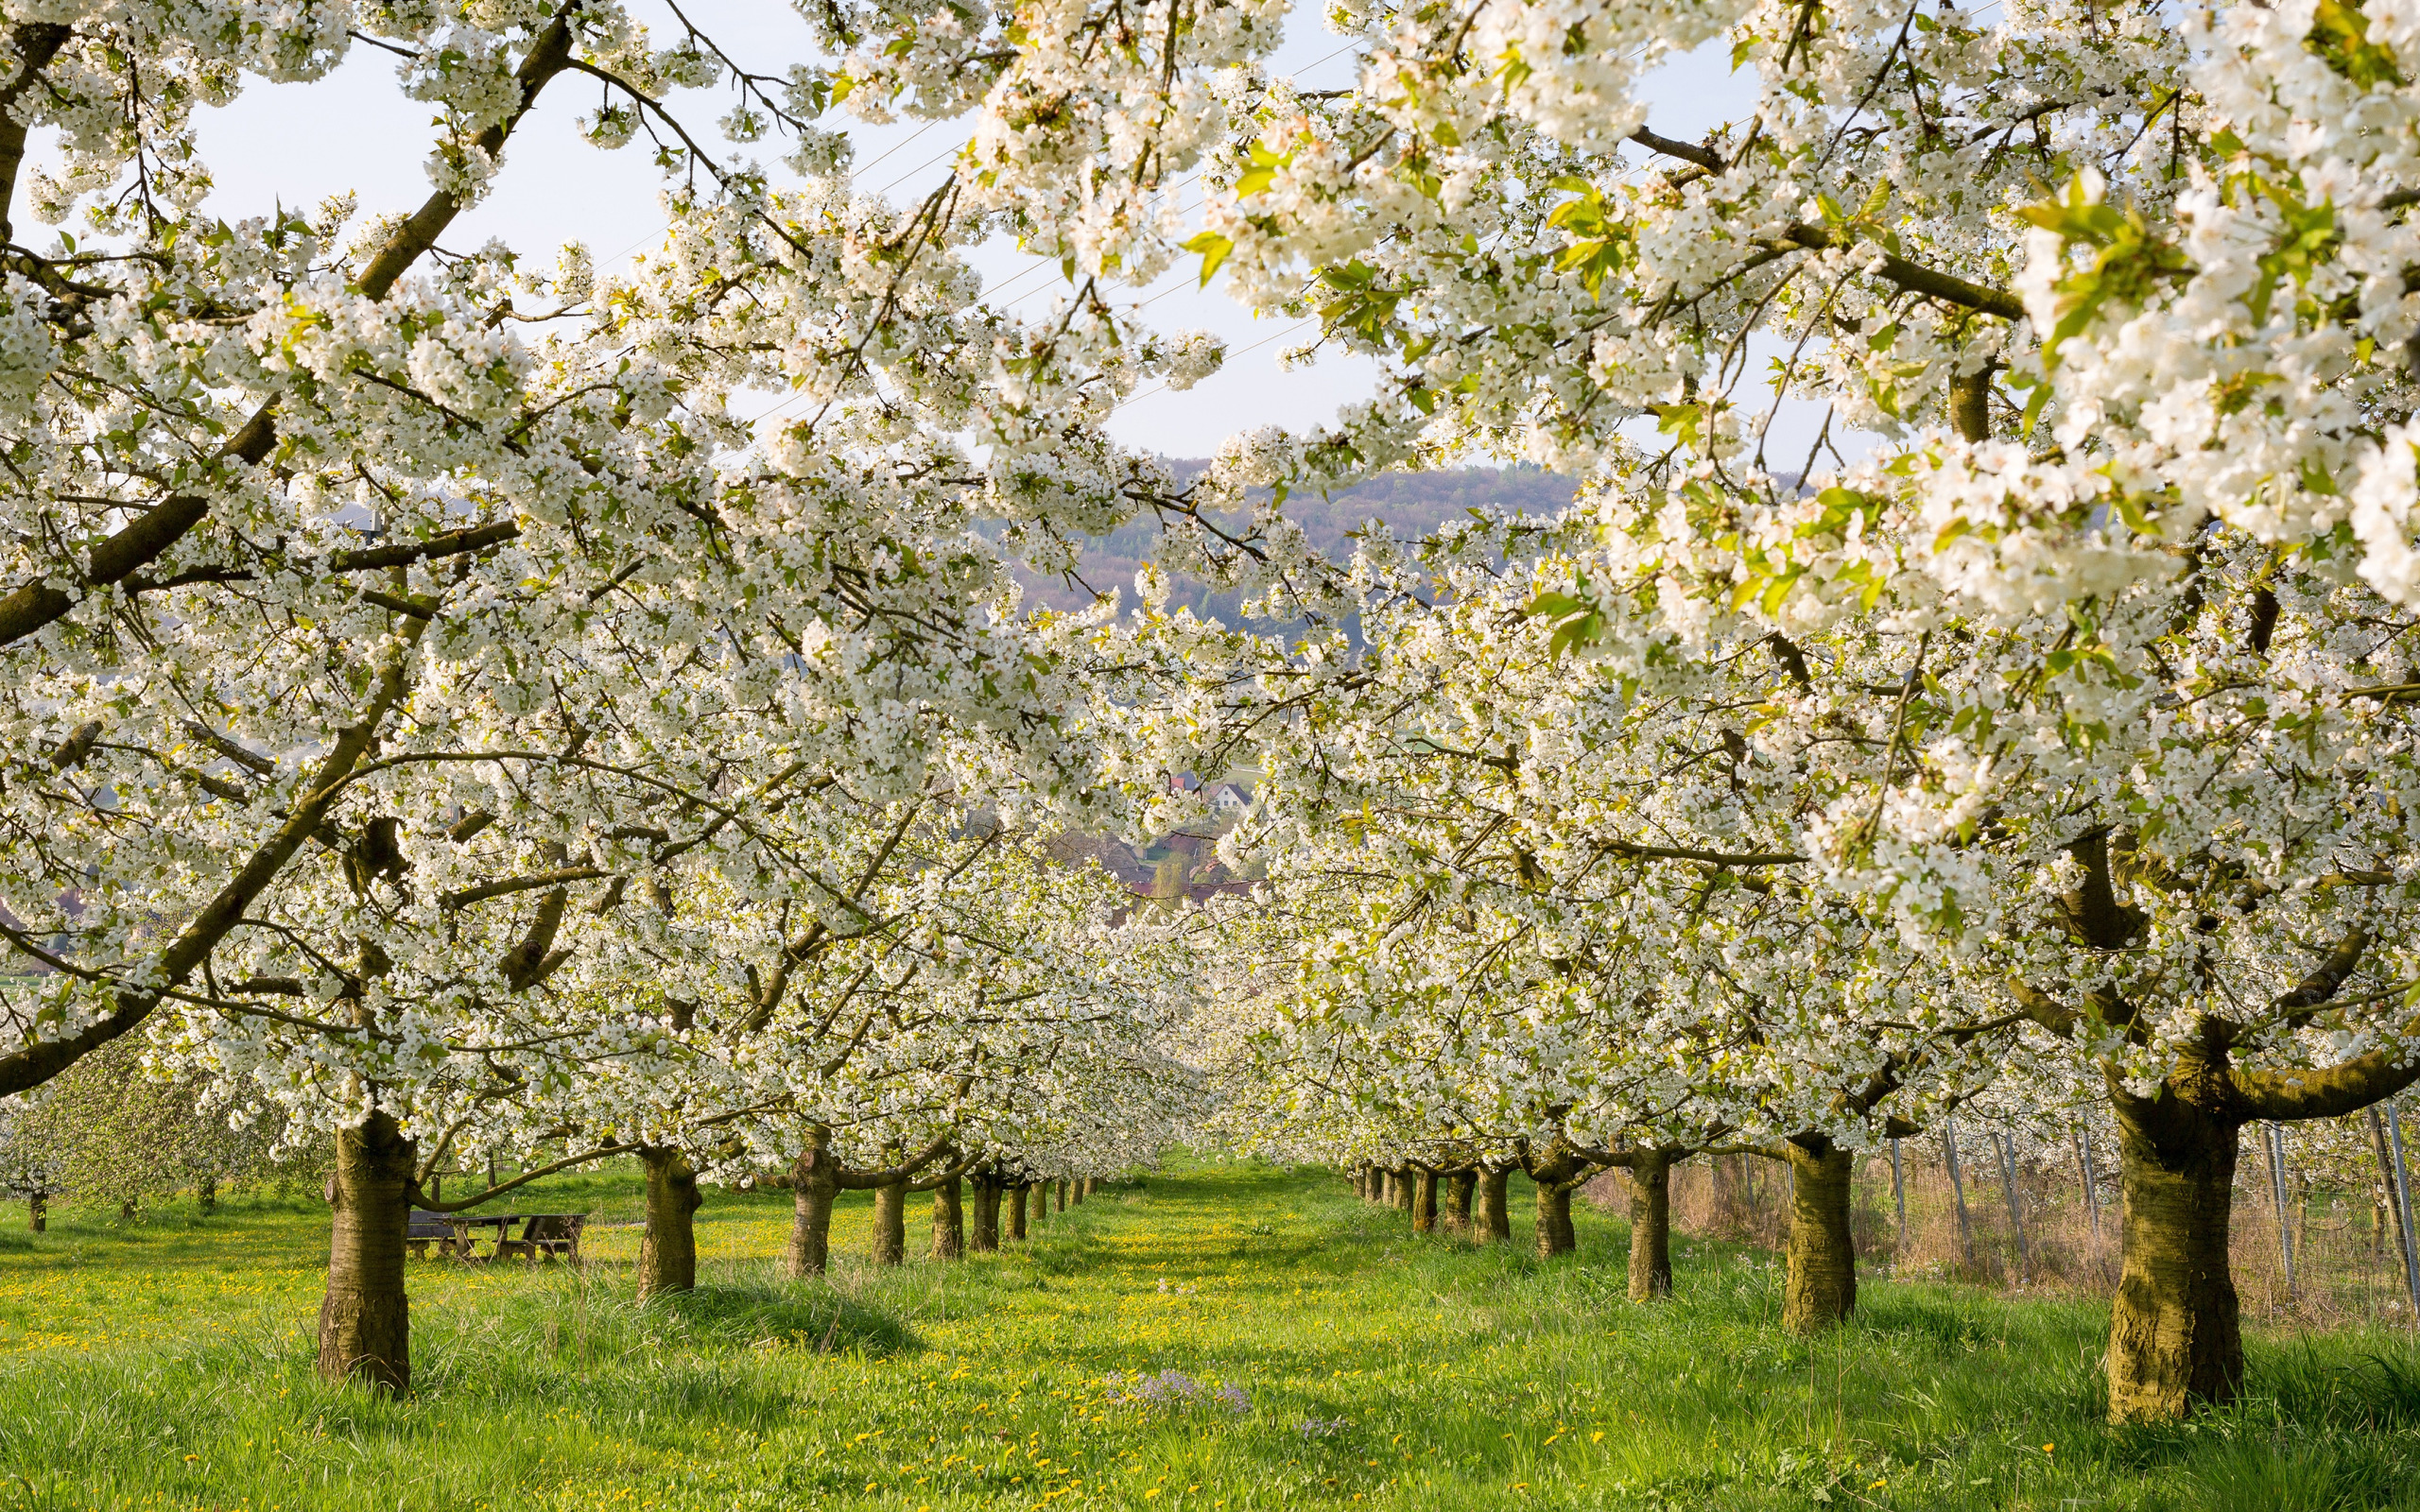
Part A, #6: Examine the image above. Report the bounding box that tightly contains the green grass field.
[2,1159,2416,1511]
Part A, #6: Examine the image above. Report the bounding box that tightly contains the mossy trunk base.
[1477,1169,1512,1245]
[1444,1171,1476,1234]
[784,1132,839,1280]
[1782,1140,1856,1333]
[2106,1107,2243,1422]
[872,1181,907,1266]
[932,1177,964,1261]
[317,1112,414,1393]
[638,1145,701,1297]
[1534,1182,1576,1259]
[1628,1151,1674,1301]
[972,1178,1001,1252]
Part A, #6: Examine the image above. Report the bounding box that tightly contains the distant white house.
[1166,772,1252,816]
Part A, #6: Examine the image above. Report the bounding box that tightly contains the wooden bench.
[496,1213,584,1263]
[405,1210,465,1260]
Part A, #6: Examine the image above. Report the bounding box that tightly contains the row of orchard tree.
[0,0,1235,1400]
[8,0,2420,1434]
[1156,480,2420,1423]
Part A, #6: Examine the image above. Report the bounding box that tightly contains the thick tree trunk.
[1444,1170,1476,1234]
[931,1177,964,1261]
[1056,1178,1069,1212]
[1476,1168,1512,1244]
[1781,1138,1857,1333]
[1627,1150,1674,1301]
[1412,1170,1439,1232]
[784,1130,839,1280]
[1394,1169,1417,1214]
[871,1179,907,1266]
[1071,1177,1086,1207]
[972,1178,1001,1252]
[1377,1169,1396,1207]
[637,1145,702,1297]
[1009,1182,1029,1241]
[1534,1180,1576,1259]
[27,1193,43,1232]
[317,1112,414,1393]
[2106,1096,2243,1422]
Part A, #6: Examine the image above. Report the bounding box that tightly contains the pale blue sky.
[152,1,1815,466]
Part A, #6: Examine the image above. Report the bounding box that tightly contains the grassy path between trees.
[2,1160,2417,1511]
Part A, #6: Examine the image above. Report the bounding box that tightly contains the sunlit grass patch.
[0,1160,2416,1509]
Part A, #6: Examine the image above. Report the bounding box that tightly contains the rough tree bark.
[871,1180,908,1266]
[1476,1168,1512,1245]
[785,1127,840,1280]
[1009,1182,1029,1241]
[1444,1170,1476,1234]
[1626,1149,1675,1302]
[1412,1170,1439,1233]
[637,1145,702,1297]
[1781,1136,1857,1333]
[1533,1180,1577,1258]
[1529,1145,1588,1259]
[317,1111,415,1393]
[2104,1087,2244,1421]
[931,1176,965,1261]
[971,1177,1001,1252]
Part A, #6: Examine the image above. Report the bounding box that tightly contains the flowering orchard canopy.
[0,0,1237,1114]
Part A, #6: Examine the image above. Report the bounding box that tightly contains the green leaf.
[1181,232,1231,286]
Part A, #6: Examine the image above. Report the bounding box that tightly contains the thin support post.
[2073,1125,2100,1240]
[2388,1100,2420,1327]
[1943,1114,1975,1266]
[1995,1130,2030,1280]
[2267,1122,2296,1302]
[1889,1137,1907,1257]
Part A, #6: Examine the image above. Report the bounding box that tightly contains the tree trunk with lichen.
[1627,1149,1674,1301]
[2105,1090,2243,1422]
[1444,1170,1476,1234]
[317,1111,414,1393]
[1412,1170,1438,1232]
[785,1128,839,1279]
[1529,1145,1588,1259]
[637,1144,701,1297]
[1009,1182,1029,1240]
[931,1177,964,1261]
[1533,1180,1576,1258]
[972,1177,1001,1252]
[1781,1137,1856,1333]
[871,1179,907,1266]
[1476,1168,1512,1244]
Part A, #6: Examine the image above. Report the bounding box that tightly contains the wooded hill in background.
[1014,464,1581,626]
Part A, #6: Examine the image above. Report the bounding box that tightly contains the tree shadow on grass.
[643,1280,916,1356]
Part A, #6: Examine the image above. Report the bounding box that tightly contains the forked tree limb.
[0,8,581,648]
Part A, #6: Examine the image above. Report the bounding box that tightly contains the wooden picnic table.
[406,1211,586,1263]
